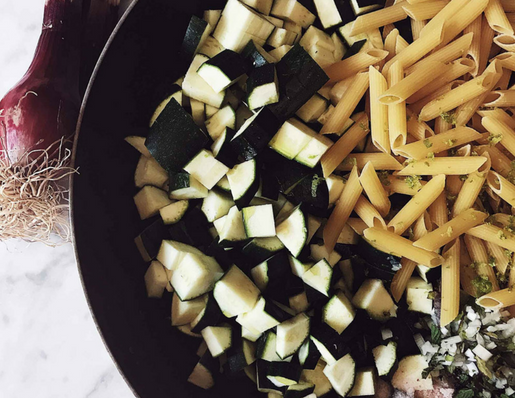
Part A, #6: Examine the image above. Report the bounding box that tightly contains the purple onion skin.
[0,0,82,162]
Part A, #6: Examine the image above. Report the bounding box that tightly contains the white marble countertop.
[0,0,133,396]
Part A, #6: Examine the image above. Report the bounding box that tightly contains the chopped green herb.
[430,324,441,345]
[444,139,457,147]
[377,170,390,186]
[455,389,474,398]
[423,139,433,148]
[487,133,503,146]
[459,174,468,181]
[405,175,422,190]
[440,111,457,125]
[471,275,492,296]
[426,152,435,160]
[498,230,507,240]
[488,255,496,268]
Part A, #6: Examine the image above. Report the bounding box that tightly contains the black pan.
[71,0,263,397]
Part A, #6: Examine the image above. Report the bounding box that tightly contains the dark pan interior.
[71,0,265,396]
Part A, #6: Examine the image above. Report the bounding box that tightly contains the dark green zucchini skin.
[242,239,285,267]
[202,49,248,82]
[260,172,280,201]
[230,108,281,160]
[181,15,208,60]
[385,312,423,359]
[344,39,367,58]
[310,322,350,360]
[299,339,321,370]
[191,293,223,333]
[137,219,170,260]
[336,0,356,24]
[352,238,401,282]
[256,360,285,394]
[286,171,329,218]
[180,207,213,248]
[305,284,329,311]
[168,171,192,191]
[149,83,182,116]
[267,361,302,383]
[234,167,260,210]
[246,63,276,101]
[261,149,313,194]
[285,384,315,398]
[146,99,210,172]
[268,44,329,121]
[242,40,271,69]
[214,128,239,168]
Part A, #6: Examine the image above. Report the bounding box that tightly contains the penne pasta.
[347,218,369,236]
[476,145,512,178]
[410,19,426,41]
[464,234,500,291]
[384,28,400,63]
[495,52,515,72]
[483,90,515,107]
[460,236,480,297]
[477,288,515,309]
[360,162,391,217]
[487,170,515,208]
[354,195,387,228]
[323,166,363,252]
[351,2,408,35]
[387,174,446,234]
[479,15,495,74]
[406,109,435,139]
[452,153,491,216]
[397,156,488,176]
[419,62,502,121]
[369,66,390,153]
[482,116,515,158]
[323,49,388,85]
[413,208,488,251]
[321,113,370,177]
[338,153,404,171]
[395,35,410,54]
[394,127,482,159]
[486,241,511,274]
[502,0,515,12]
[382,20,445,74]
[494,34,515,52]
[321,72,369,134]
[380,61,447,105]
[485,0,514,35]
[363,227,444,267]
[419,0,471,37]
[409,80,462,115]
[390,258,418,302]
[463,16,482,76]
[387,174,427,195]
[407,58,475,104]
[466,224,515,252]
[387,62,408,152]
[440,239,461,326]
[429,191,449,228]
[412,211,434,239]
[407,33,474,75]
[402,1,447,21]
[437,0,489,47]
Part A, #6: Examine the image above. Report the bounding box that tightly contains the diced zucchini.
[242,40,276,68]
[213,265,260,317]
[268,45,292,61]
[242,236,285,265]
[159,200,189,225]
[134,185,172,220]
[198,36,225,58]
[198,50,247,93]
[169,172,208,200]
[302,259,333,297]
[271,0,316,28]
[310,243,342,267]
[348,368,376,397]
[352,279,397,321]
[295,94,328,124]
[134,155,168,188]
[236,297,283,335]
[205,105,236,140]
[256,331,284,362]
[145,98,210,172]
[125,135,151,157]
[211,128,239,169]
[350,0,384,16]
[289,256,314,277]
[218,206,248,247]
[182,15,210,59]
[242,326,262,342]
[276,205,307,257]
[267,361,302,387]
[314,0,343,29]
[289,291,309,314]
[246,64,279,110]
[203,10,222,32]
[307,214,322,243]
[190,98,206,127]
[242,204,276,238]
[201,190,235,222]
[188,352,217,389]
[267,27,298,48]
[323,291,355,334]
[201,325,232,357]
[150,87,184,127]
[298,339,321,370]
[191,293,223,333]
[184,149,229,190]
[301,360,333,396]
[372,341,397,377]
[171,293,207,326]
[276,312,310,359]
[300,25,335,53]
[241,0,273,15]
[323,353,356,397]
[135,219,169,262]
[183,54,225,107]
[332,32,347,61]
[227,338,257,373]
[285,383,315,398]
[406,277,433,315]
[326,174,345,205]
[294,134,333,168]
[283,21,302,44]
[269,118,316,160]
[227,159,260,209]
[144,260,169,298]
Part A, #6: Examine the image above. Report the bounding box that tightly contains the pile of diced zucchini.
[127,0,435,396]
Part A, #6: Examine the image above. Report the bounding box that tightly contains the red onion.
[0,0,82,244]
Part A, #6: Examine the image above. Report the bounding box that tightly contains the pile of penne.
[318,0,515,326]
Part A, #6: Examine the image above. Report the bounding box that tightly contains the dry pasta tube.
[463,16,482,76]
[395,127,482,160]
[494,34,515,52]
[351,2,408,35]
[321,112,369,177]
[338,153,404,171]
[407,58,475,104]
[486,241,511,274]
[477,108,515,128]
[321,72,369,134]
[477,288,515,309]
[388,61,408,151]
[402,1,447,21]
[354,195,387,228]
[360,162,391,217]
[390,258,417,302]
[494,52,515,72]
[464,234,500,291]
[323,166,363,252]
[379,61,448,105]
[384,29,400,63]
[363,227,444,267]
[323,49,388,85]
[429,191,449,228]
[481,116,515,158]
[466,224,515,252]
[369,66,390,153]
[386,174,427,195]
[397,156,487,176]
[476,145,512,178]
[460,236,480,297]
[483,90,515,107]
[419,0,472,38]
[440,239,461,326]
[409,80,462,115]
[438,0,489,47]
[452,152,491,216]
[478,15,495,74]
[487,170,515,208]
[410,19,426,41]
[347,218,368,236]
[387,174,446,235]
[413,208,488,251]
[485,0,514,35]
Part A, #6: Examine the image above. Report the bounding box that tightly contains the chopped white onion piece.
[472,344,493,361]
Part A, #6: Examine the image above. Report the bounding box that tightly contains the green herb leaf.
[430,324,441,345]
[455,388,474,398]
[424,139,433,148]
